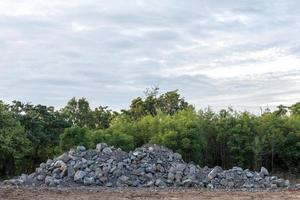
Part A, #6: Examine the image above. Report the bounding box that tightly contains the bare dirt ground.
[0,186,299,200]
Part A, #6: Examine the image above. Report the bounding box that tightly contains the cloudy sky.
[1,0,300,112]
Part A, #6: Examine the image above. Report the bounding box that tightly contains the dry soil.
[0,186,299,200]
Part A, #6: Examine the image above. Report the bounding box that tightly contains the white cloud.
[71,22,91,32]
[0,0,300,112]
[197,55,300,78]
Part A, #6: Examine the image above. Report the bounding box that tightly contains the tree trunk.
[271,144,274,172]
[32,145,40,171]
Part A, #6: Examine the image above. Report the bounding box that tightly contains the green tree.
[93,106,114,129]
[226,112,257,169]
[61,97,95,128]
[59,126,90,151]
[0,101,30,177]
[127,97,147,120]
[157,90,191,115]
[124,89,193,120]
[289,102,300,116]
[274,105,288,116]
[256,113,287,172]
[11,101,69,170]
[197,107,219,167]
[150,109,204,163]
[1,92,300,178]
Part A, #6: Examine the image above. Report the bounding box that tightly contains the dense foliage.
[0,89,299,178]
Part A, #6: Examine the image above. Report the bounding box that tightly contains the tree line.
[0,88,299,178]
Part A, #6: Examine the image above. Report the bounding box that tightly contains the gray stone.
[37,175,45,181]
[208,166,223,180]
[105,182,113,187]
[182,178,193,187]
[155,179,166,187]
[273,178,285,187]
[99,176,108,182]
[60,168,68,178]
[68,167,75,178]
[227,181,235,188]
[148,146,154,152]
[77,146,86,151]
[145,173,153,179]
[173,153,182,160]
[232,167,243,171]
[45,176,55,186]
[46,159,53,166]
[220,178,228,186]
[20,174,31,184]
[40,163,46,168]
[36,167,44,174]
[102,147,113,154]
[96,143,108,152]
[243,183,254,188]
[270,176,278,181]
[246,171,254,178]
[52,168,61,175]
[132,180,141,187]
[28,173,36,179]
[175,172,183,182]
[168,172,175,181]
[57,153,71,163]
[3,179,24,186]
[54,160,67,176]
[169,166,177,174]
[74,170,86,182]
[271,184,277,189]
[273,179,290,188]
[3,143,294,189]
[254,176,262,182]
[284,180,290,187]
[260,167,269,177]
[146,180,154,187]
[110,166,117,173]
[189,165,196,175]
[156,164,164,173]
[145,166,155,173]
[84,177,95,185]
[118,175,130,183]
[53,179,61,185]
[176,164,186,172]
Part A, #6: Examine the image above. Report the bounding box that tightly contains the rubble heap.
[3,143,295,189]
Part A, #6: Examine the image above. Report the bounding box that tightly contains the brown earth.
[0,186,299,200]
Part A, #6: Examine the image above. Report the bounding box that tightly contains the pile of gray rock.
[205,166,291,189]
[3,143,297,189]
